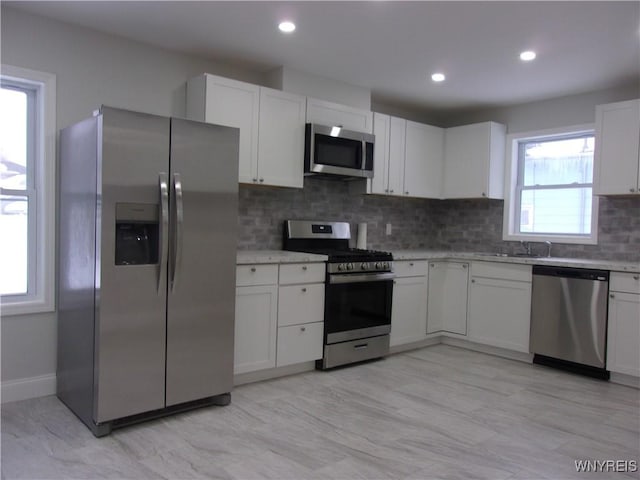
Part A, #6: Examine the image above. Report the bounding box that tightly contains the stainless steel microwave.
[304,123,375,179]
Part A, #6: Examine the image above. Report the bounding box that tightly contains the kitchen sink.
[474,252,542,258]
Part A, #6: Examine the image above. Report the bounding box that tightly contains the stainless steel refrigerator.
[57,106,239,436]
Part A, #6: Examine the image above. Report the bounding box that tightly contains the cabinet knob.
[385,189,389,193]
[301,287,307,292]
[430,263,435,268]
[302,265,307,271]
[482,192,486,197]
[250,267,256,272]
[259,178,264,183]
[462,264,467,269]
[633,275,639,280]
[409,262,414,266]
[300,326,306,332]
[390,189,394,193]
[405,191,409,195]
[631,188,636,193]
[252,178,258,182]
[610,293,615,299]
[471,279,476,283]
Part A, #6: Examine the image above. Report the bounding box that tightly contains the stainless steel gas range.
[283,220,394,369]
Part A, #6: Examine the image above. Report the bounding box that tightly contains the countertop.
[236,249,639,273]
[237,250,328,265]
[392,250,640,274]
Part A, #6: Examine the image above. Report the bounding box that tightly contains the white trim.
[0,65,56,316]
[502,123,599,245]
[1,373,56,403]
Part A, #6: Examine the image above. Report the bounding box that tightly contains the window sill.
[502,232,598,246]
[0,297,55,317]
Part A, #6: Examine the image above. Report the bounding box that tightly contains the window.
[503,125,598,245]
[0,66,56,315]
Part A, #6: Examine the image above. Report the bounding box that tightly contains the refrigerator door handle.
[171,173,184,292]
[158,173,169,293]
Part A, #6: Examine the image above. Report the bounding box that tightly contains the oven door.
[324,272,393,344]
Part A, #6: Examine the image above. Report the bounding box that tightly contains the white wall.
[438,83,640,132]
[0,7,264,402]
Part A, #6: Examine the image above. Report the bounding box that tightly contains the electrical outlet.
[386,223,392,235]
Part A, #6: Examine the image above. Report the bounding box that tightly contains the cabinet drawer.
[610,272,640,294]
[279,263,325,285]
[277,322,324,367]
[236,264,278,286]
[394,260,428,277]
[471,261,531,283]
[278,283,325,326]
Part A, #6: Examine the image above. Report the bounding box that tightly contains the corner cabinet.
[186,73,305,188]
[368,113,444,199]
[443,121,506,199]
[427,261,469,335]
[390,260,429,347]
[306,97,373,133]
[467,262,532,353]
[606,272,640,377]
[593,99,640,196]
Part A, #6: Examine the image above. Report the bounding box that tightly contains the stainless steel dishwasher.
[530,265,610,379]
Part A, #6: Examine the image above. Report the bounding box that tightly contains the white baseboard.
[2,374,56,404]
[610,372,640,389]
[441,336,534,364]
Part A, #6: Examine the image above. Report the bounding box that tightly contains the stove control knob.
[375,262,382,269]
[338,263,345,271]
[347,263,354,270]
[384,262,390,270]
[361,263,369,270]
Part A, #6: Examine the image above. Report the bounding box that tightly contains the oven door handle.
[328,272,395,284]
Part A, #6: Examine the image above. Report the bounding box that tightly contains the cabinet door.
[427,262,469,335]
[467,276,532,353]
[370,112,390,194]
[607,292,640,376]
[306,97,373,133]
[257,88,305,188]
[444,122,506,199]
[594,99,640,195]
[387,116,406,197]
[234,285,278,374]
[404,120,444,198]
[203,75,260,184]
[390,276,428,346]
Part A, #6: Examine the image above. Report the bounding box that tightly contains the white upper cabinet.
[593,99,640,196]
[186,74,305,188]
[257,87,306,188]
[306,97,373,133]
[405,120,444,198]
[367,113,443,199]
[443,121,506,199]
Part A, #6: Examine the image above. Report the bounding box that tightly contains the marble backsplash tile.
[238,177,640,262]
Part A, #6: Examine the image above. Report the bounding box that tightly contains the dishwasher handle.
[532,265,609,282]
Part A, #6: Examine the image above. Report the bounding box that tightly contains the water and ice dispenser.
[115,203,159,265]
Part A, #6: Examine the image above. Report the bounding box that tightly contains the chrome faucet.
[520,241,532,256]
[545,241,552,258]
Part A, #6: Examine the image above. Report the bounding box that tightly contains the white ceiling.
[7,1,640,111]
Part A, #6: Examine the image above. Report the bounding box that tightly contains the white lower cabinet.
[427,261,469,335]
[277,322,324,367]
[607,272,640,377]
[467,262,532,353]
[234,284,278,374]
[390,261,428,347]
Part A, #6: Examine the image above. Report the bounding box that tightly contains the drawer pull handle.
[610,293,615,299]
[354,343,368,350]
[409,262,414,266]
[300,327,306,332]
[301,288,307,292]
[302,266,308,271]
[634,275,639,280]
[250,267,256,273]
[471,279,476,283]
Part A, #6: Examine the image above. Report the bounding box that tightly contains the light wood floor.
[2,345,639,479]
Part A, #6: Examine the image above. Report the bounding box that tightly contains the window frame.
[502,124,599,245]
[0,65,56,316]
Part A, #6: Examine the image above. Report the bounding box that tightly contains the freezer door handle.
[158,173,169,293]
[171,173,184,292]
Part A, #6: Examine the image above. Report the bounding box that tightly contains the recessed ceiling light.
[520,50,536,61]
[278,21,296,33]
[431,73,446,82]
